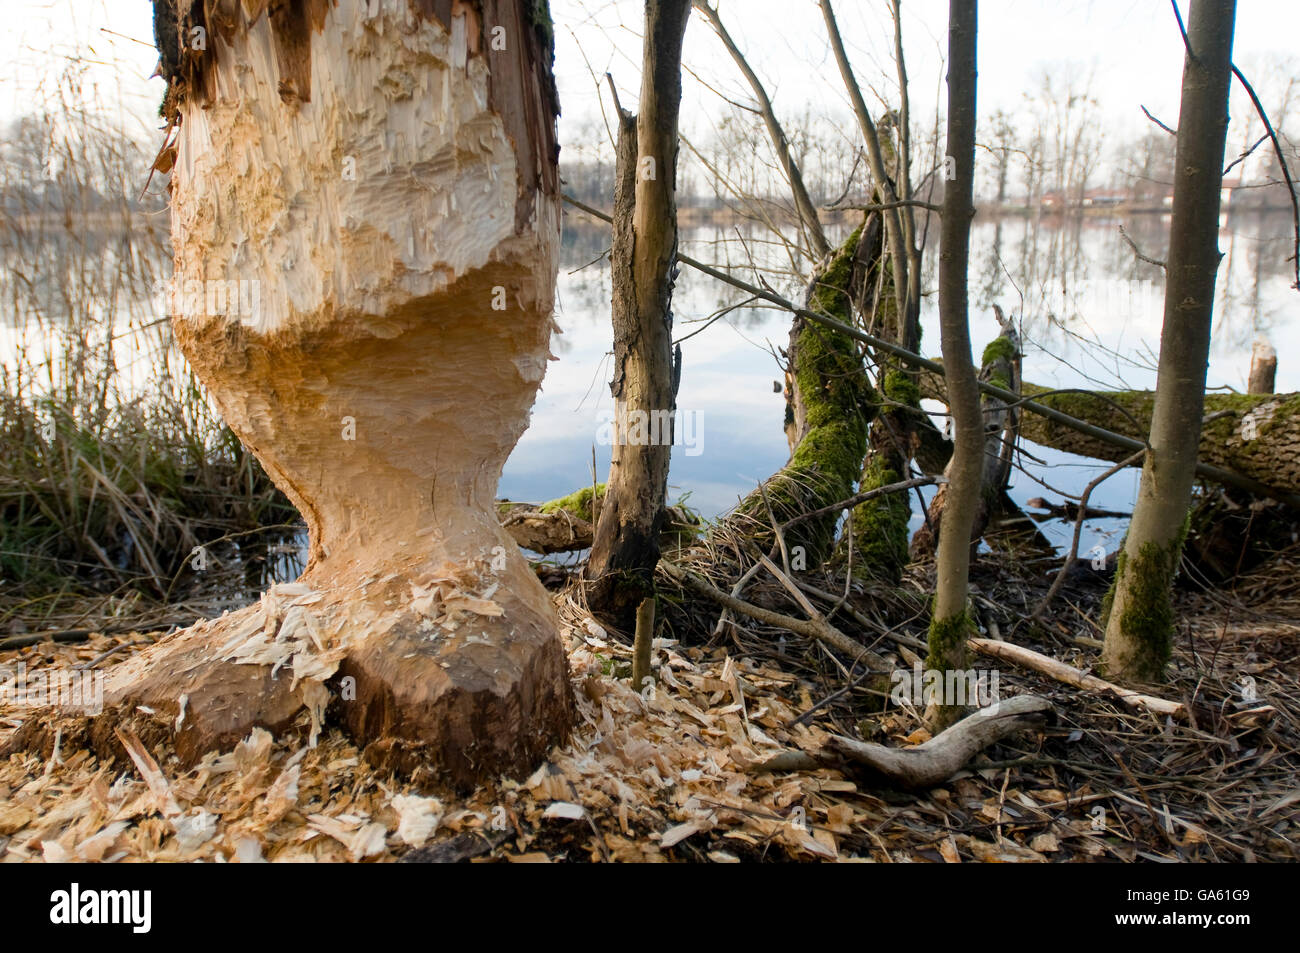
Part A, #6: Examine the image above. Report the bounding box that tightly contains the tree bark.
[843,127,921,584]
[720,228,872,567]
[1103,0,1237,682]
[926,0,979,729]
[58,0,574,785]
[585,0,691,632]
[919,374,1300,498]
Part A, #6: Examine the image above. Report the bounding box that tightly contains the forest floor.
[1,542,1297,863]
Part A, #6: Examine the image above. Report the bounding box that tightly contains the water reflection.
[505,209,1297,554]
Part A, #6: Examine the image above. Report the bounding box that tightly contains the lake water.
[3,208,1295,568]
[505,208,1298,556]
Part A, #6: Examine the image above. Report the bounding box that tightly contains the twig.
[660,560,889,670]
[968,637,1187,720]
[1025,449,1146,629]
[1119,225,1166,269]
[1140,104,1177,137]
[1229,64,1300,291]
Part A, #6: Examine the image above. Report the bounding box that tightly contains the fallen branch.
[660,560,890,671]
[822,695,1054,789]
[968,637,1186,720]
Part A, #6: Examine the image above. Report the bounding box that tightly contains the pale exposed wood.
[65,0,576,785]
[1249,340,1277,395]
[968,638,1186,720]
[822,695,1053,789]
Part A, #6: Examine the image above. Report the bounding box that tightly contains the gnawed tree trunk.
[926,0,979,730]
[1248,340,1277,395]
[585,0,690,632]
[26,0,574,786]
[1103,0,1237,682]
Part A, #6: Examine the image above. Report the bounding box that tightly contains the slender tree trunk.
[1103,0,1237,682]
[926,0,979,729]
[586,0,691,631]
[46,0,575,785]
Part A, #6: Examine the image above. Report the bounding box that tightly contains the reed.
[0,66,296,605]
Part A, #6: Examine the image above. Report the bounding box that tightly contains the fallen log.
[497,487,699,554]
[823,695,1053,789]
[921,371,1300,500]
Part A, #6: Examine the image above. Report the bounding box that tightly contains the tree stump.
[43,0,574,788]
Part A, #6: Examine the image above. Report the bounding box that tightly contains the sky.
[2,0,1296,158]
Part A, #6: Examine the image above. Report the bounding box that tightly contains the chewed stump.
[11,0,576,786]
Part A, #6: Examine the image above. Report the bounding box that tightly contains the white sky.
[1,1,1296,169]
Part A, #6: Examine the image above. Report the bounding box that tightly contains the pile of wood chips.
[2,578,1296,862]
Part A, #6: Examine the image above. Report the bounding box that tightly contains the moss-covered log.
[497,486,699,554]
[921,373,1300,497]
[722,225,874,566]
[844,202,921,583]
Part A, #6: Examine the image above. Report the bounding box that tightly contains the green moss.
[882,368,920,408]
[741,226,872,567]
[1100,519,1189,681]
[849,456,910,583]
[538,483,605,522]
[1200,391,1300,444]
[925,608,973,673]
[752,414,868,561]
[527,0,555,53]
[980,335,1018,369]
[807,224,862,319]
[979,335,1018,391]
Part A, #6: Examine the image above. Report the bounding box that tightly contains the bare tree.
[1103,0,1238,681]
[693,0,830,260]
[586,0,692,630]
[926,0,979,728]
